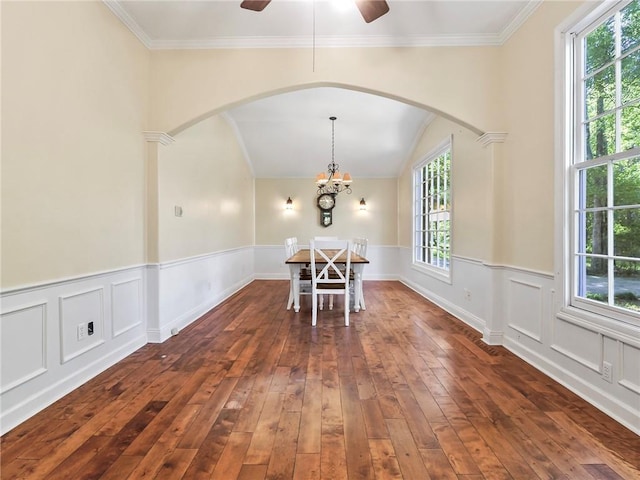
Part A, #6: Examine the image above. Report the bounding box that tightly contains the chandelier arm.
[315,116,351,197]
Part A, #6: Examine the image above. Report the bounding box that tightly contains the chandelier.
[315,116,352,195]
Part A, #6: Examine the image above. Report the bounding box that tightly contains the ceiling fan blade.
[240,0,271,12]
[354,0,389,23]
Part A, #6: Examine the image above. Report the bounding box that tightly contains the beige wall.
[1,0,590,287]
[255,178,397,246]
[149,47,502,135]
[1,1,150,288]
[498,0,582,272]
[158,115,254,261]
[398,117,492,261]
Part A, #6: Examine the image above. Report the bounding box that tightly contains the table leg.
[291,265,302,313]
[353,265,362,313]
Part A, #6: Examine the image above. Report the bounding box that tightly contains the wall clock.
[317,193,335,227]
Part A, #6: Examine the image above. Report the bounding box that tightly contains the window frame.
[412,135,453,283]
[560,0,640,327]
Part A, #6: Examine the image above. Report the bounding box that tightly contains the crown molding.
[104,0,542,50]
[499,0,543,44]
[477,132,508,148]
[143,132,175,146]
[102,0,153,48]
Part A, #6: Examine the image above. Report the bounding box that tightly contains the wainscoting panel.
[0,302,47,393]
[551,315,601,372]
[111,277,143,338]
[59,287,105,363]
[620,342,640,395]
[0,266,147,435]
[507,278,543,342]
[150,246,254,343]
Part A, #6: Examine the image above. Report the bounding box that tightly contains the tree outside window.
[574,0,640,318]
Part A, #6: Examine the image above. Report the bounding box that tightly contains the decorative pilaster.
[478,132,508,345]
[142,131,174,266]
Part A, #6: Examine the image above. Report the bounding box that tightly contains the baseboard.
[0,335,146,435]
[148,276,255,343]
[399,277,485,334]
[503,336,640,435]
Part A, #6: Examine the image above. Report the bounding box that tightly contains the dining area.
[284,236,369,326]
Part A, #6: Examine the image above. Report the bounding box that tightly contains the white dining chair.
[310,239,352,326]
[285,237,311,312]
[313,236,339,310]
[352,237,368,312]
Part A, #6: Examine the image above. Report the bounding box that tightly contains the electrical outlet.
[602,361,613,383]
[77,323,86,341]
[464,288,471,301]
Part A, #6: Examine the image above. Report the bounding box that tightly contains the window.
[413,138,451,279]
[569,0,640,323]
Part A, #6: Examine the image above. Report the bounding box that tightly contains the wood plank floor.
[2,280,638,479]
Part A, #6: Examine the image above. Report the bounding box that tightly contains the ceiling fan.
[240,0,390,23]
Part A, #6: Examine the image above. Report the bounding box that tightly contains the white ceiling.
[106,0,539,178]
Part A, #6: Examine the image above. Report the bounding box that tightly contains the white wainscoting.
[0,266,147,435]
[147,246,255,343]
[3,245,638,436]
[396,246,639,434]
[399,250,491,335]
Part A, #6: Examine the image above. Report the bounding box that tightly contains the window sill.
[411,263,452,285]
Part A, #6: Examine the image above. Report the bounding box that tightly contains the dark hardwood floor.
[2,280,638,479]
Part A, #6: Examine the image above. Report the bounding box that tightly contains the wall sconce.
[285,197,293,210]
[359,198,367,210]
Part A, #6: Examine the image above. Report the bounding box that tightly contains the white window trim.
[412,135,453,284]
[556,0,640,329]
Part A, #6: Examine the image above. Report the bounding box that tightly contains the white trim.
[412,135,453,282]
[103,0,542,51]
[159,245,253,269]
[0,336,145,436]
[503,335,639,435]
[0,302,48,394]
[400,278,485,334]
[476,132,508,148]
[0,264,147,296]
[143,131,175,146]
[102,0,152,47]
[498,0,544,44]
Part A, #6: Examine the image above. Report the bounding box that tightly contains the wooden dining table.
[285,249,369,313]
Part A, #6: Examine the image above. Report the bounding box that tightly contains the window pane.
[621,51,640,104]
[613,158,640,205]
[614,260,640,312]
[584,256,609,304]
[621,104,640,151]
[585,113,616,159]
[585,64,616,119]
[621,0,640,54]
[614,207,640,257]
[585,15,615,75]
[583,164,608,208]
[583,210,609,255]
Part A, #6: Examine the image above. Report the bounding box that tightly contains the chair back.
[310,239,352,289]
[312,236,343,250]
[353,237,368,258]
[284,236,299,258]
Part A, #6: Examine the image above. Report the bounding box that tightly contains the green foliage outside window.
[578,1,640,314]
